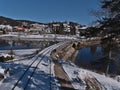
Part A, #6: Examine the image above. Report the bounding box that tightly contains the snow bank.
[0,53,11,58]
[62,61,120,90]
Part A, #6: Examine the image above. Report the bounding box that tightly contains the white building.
[0,25,12,32]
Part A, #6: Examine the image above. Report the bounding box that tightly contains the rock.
[115,76,120,82]
[0,74,4,81]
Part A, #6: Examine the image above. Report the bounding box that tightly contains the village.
[0,18,87,37]
[0,0,120,90]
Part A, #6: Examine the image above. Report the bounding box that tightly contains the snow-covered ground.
[0,42,120,90]
[0,42,66,90]
[0,49,38,62]
[62,60,120,90]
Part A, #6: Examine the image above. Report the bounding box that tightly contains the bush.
[0,56,14,62]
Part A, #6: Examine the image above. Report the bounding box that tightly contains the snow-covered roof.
[0,25,12,30]
[80,26,88,29]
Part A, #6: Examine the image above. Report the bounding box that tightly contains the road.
[0,34,78,41]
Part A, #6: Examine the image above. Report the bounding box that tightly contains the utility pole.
[106,50,111,76]
[8,36,13,55]
[53,24,59,42]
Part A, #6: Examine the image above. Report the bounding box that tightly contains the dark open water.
[75,45,120,75]
[0,38,55,50]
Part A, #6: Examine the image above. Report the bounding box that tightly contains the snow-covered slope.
[62,60,120,90]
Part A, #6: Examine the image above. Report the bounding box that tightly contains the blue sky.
[0,0,100,25]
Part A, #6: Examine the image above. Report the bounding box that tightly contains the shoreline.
[71,50,79,63]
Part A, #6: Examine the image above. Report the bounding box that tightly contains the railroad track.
[11,42,65,90]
